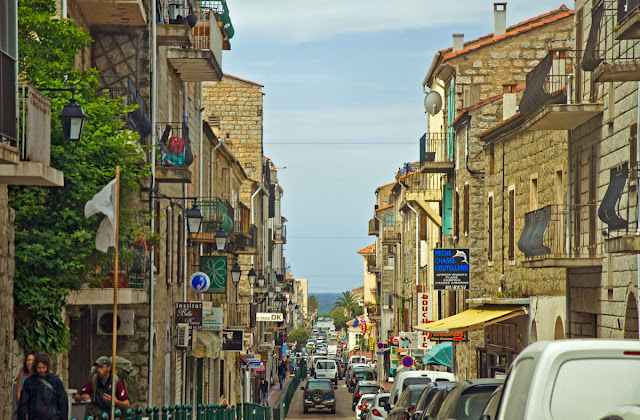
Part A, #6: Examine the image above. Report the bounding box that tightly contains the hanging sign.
[417,292,433,349]
[200,256,227,294]
[256,312,284,322]
[189,272,211,292]
[175,302,203,328]
[434,249,470,290]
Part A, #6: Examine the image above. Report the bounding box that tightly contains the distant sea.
[311,293,341,314]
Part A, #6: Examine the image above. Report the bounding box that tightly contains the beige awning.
[414,305,526,333]
[188,331,222,359]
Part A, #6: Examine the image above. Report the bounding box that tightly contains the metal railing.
[157,121,192,167]
[234,224,257,249]
[157,0,198,26]
[72,403,238,419]
[599,161,640,236]
[518,204,603,260]
[617,0,640,24]
[199,197,234,234]
[419,132,453,164]
[584,1,640,70]
[227,302,252,327]
[18,84,51,163]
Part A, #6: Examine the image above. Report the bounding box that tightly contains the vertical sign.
[417,292,432,349]
[433,249,470,290]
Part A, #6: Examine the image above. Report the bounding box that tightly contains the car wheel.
[331,408,336,414]
[303,407,309,414]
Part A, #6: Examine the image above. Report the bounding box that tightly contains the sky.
[223,0,567,293]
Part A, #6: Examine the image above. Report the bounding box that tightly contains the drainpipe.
[636,82,640,337]
[148,0,158,405]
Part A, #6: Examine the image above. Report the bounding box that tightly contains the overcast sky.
[224,0,568,293]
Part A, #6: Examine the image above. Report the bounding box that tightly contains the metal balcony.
[227,303,255,328]
[519,204,603,268]
[157,0,196,47]
[520,49,603,130]
[274,224,286,244]
[366,254,379,273]
[77,0,146,26]
[156,121,193,183]
[585,1,640,82]
[100,76,151,140]
[615,0,640,39]
[418,132,455,174]
[191,197,233,243]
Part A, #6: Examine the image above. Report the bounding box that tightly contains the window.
[177,214,184,284]
[154,201,161,272]
[530,176,539,211]
[488,195,494,262]
[385,213,394,227]
[508,188,515,260]
[166,207,173,284]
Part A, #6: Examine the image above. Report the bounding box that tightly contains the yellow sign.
[369,337,374,350]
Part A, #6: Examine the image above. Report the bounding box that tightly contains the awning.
[422,342,452,368]
[414,305,526,333]
[188,331,222,359]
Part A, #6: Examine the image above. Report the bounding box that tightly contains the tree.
[308,295,320,314]
[12,0,149,354]
[287,328,310,352]
[332,291,361,317]
[328,307,350,331]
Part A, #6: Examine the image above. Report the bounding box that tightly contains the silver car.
[366,392,391,420]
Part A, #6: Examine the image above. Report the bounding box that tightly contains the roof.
[376,181,396,191]
[357,243,376,255]
[451,85,526,127]
[223,73,264,87]
[375,204,394,213]
[352,286,365,294]
[425,5,573,86]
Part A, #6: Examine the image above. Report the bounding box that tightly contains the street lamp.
[257,273,265,288]
[214,227,227,252]
[231,262,242,285]
[268,285,275,300]
[59,97,87,143]
[248,267,257,287]
[185,203,203,236]
[275,284,282,293]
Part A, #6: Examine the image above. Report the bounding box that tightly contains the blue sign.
[189,272,211,292]
[248,361,261,368]
[377,342,384,350]
[402,356,414,368]
[282,343,287,355]
[433,249,470,290]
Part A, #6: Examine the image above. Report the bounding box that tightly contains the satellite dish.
[424,91,443,115]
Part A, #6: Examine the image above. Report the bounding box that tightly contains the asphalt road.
[286,379,354,420]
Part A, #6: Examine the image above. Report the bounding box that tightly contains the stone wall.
[1,185,14,419]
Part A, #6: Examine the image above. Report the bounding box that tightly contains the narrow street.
[286,380,353,420]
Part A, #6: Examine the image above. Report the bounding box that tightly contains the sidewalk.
[266,374,295,407]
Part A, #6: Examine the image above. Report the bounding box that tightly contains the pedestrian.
[259,378,269,406]
[18,353,68,420]
[284,356,290,375]
[16,350,37,402]
[74,356,130,418]
[278,360,287,390]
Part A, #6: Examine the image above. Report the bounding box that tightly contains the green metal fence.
[72,367,307,420]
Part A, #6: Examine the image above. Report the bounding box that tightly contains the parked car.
[349,368,376,392]
[315,359,339,384]
[385,384,429,420]
[345,363,370,386]
[495,340,640,420]
[356,394,377,420]
[422,386,455,420]
[389,370,456,405]
[366,392,391,420]
[352,380,383,410]
[431,378,503,420]
[301,379,337,414]
[412,381,457,420]
[479,385,502,420]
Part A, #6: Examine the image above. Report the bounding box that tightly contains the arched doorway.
[530,320,538,343]
[554,317,564,340]
[624,293,639,339]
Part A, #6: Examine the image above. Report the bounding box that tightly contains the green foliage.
[331,291,362,317]
[307,295,320,314]
[287,328,310,352]
[12,0,150,354]
[328,307,350,330]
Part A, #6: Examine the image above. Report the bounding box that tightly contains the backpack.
[90,356,140,405]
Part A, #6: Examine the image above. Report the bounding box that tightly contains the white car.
[366,392,390,420]
[314,359,339,384]
[496,339,640,420]
[389,370,456,404]
[355,394,376,420]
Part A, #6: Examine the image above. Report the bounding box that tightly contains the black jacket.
[18,373,68,420]
[278,364,287,376]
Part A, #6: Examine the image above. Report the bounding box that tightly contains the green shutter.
[442,183,453,236]
[420,133,426,165]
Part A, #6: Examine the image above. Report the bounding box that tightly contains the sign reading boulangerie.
[433,248,470,290]
[175,302,203,328]
[417,292,432,349]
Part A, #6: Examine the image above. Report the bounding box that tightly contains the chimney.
[503,83,517,120]
[452,33,464,53]
[494,3,507,37]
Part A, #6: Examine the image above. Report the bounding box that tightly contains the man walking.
[18,353,68,420]
[259,378,269,406]
[74,356,130,418]
[278,360,287,390]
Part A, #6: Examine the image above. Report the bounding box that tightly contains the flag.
[351,318,360,328]
[84,178,117,252]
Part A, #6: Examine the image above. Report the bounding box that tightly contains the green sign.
[200,256,227,293]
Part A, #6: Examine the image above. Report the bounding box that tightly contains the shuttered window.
[166,207,173,284]
[508,189,515,260]
[488,195,494,262]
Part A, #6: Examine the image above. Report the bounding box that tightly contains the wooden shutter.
[419,212,427,240]
[508,190,515,260]
[488,196,494,261]
[464,185,470,234]
[442,183,453,236]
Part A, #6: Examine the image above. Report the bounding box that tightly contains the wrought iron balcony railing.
[157,121,193,167]
[419,132,454,165]
[100,76,151,139]
[227,302,255,328]
[198,197,234,235]
[157,0,198,27]
[518,204,603,261]
[599,161,638,235]
[617,0,640,26]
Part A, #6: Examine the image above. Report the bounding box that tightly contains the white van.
[389,370,456,404]
[314,359,339,384]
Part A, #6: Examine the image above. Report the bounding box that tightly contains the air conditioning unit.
[96,310,135,335]
[176,323,190,348]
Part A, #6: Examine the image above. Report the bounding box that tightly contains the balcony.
[366,254,379,273]
[191,197,233,243]
[598,161,640,253]
[274,224,286,244]
[418,132,454,174]
[227,303,255,329]
[0,85,63,186]
[232,203,257,255]
[368,218,380,236]
[157,0,196,47]
[520,50,603,131]
[615,0,640,39]
[100,76,151,140]
[156,121,193,183]
[167,2,226,81]
[77,0,146,26]
[518,204,603,268]
[586,1,640,83]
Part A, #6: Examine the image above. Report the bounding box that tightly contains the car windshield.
[456,386,498,420]
[411,387,427,404]
[377,396,390,406]
[359,386,380,395]
[316,361,335,369]
[356,371,374,379]
[307,381,332,391]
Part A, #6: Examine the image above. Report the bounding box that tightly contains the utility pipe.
[636,82,640,338]
[148,0,158,405]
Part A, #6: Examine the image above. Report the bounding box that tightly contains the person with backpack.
[18,353,68,420]
[74,356,130,418]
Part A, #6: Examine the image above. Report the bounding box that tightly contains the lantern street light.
[268,285,275,300]
[257,273,265,288]
[248,267,257,287]
[214,227,227,252]
[185,203,203,236]
[59,96,87,143]
[231,262,242,303]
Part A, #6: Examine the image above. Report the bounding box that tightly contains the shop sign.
[434,249,470,290]
[417,292,433,348]
[256,312,284,322]
[430,331,466,342]
[175,302,202,328]
[200,302,223,331]
[222,329,243,351]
